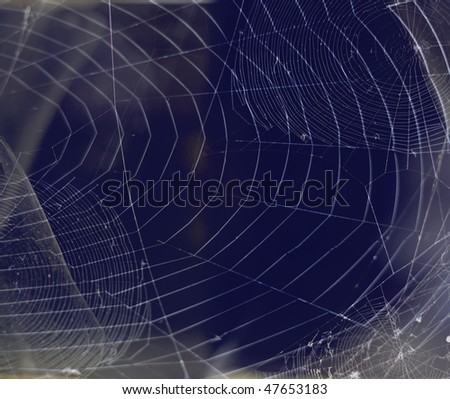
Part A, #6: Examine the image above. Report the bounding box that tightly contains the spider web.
[0,0,448,378]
